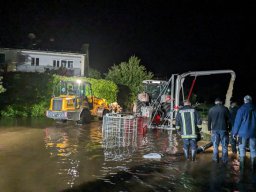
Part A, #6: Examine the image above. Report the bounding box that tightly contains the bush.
[31,101,48,117]
[1,105,29,117]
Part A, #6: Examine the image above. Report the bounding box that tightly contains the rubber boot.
[191,149,196,161]
[212,154,219,163]
[183,148,189,160]
[251,157,256,172]
[240,156,245,172]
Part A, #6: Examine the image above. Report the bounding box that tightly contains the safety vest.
[175,105,202,139]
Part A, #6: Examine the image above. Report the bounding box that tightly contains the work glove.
[233,135,237,140]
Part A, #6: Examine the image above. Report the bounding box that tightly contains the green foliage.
[52,75,118,104]
[31,101,48,117]
[105,56,154,102]
[45,67,74,76]
[1,105,29,117]
[1,72,53,105]
[0,72,54,117]
[0,76,5,94]
[87,78,118,103]
[88,68,102,79]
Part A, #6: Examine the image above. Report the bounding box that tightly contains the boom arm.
[174,69,236,111]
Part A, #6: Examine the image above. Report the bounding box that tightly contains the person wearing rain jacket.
[176,100,202,161]
[232,95,256,171]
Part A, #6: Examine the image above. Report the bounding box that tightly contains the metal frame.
[102,113,138,161]
[147,69,236,130]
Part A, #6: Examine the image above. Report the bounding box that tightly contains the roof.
[0,47,86,57]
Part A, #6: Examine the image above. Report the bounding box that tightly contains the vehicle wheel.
[99,109,110,120]
[79,109,91,124]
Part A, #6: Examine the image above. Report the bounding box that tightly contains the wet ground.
[0,118,256,192]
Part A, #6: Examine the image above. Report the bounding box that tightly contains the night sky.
[1,0,256,101]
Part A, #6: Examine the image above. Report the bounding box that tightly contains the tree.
[105,56,154,102]
[88,68,102,79]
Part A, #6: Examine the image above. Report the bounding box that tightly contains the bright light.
[76,79,81,84]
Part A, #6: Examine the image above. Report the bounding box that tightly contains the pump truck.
[46,79,110,124]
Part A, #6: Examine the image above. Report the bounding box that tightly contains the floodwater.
[0,118,256,192]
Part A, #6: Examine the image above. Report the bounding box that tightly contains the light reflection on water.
[44,125,80,188]
[0,118,256,191]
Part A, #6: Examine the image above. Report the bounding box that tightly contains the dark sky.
[1,0,256,101]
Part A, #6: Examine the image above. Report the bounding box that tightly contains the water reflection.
[1,119,256,191]
[44,124,80,188]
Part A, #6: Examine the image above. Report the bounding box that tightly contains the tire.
[79,109,91,124]
[99,109,110,120]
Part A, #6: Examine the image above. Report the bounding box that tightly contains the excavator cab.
[142,80,170,103]
[135,80,172,126]
[55,80,93,109]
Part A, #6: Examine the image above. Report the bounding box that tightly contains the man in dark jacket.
[229,101,239,154]
[176,100,202,161]
[232,95,256,171]
[208,97,230,164]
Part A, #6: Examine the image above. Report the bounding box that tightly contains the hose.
[197,142,213,153]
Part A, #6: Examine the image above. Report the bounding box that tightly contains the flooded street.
[0,118,256,192]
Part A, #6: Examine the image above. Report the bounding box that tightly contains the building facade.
[0,48,89,76]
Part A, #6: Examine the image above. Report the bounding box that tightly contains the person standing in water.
[208,97,230,164]
[176,100,202,161]
[232,95,256,171]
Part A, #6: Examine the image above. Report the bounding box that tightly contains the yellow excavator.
[46,79,110,124]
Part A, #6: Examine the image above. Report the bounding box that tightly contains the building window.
[31,58,35,66]
[53,60,60,67]
[68,61,73,68]
[31,57,39,66]
[53,59,73,68]
[36,58,39,66]
[61,60,67,67]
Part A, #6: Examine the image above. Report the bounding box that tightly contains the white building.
[0,48,89,76]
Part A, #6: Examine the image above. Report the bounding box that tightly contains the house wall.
[0,48,87,76]
[0,49,18,72]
